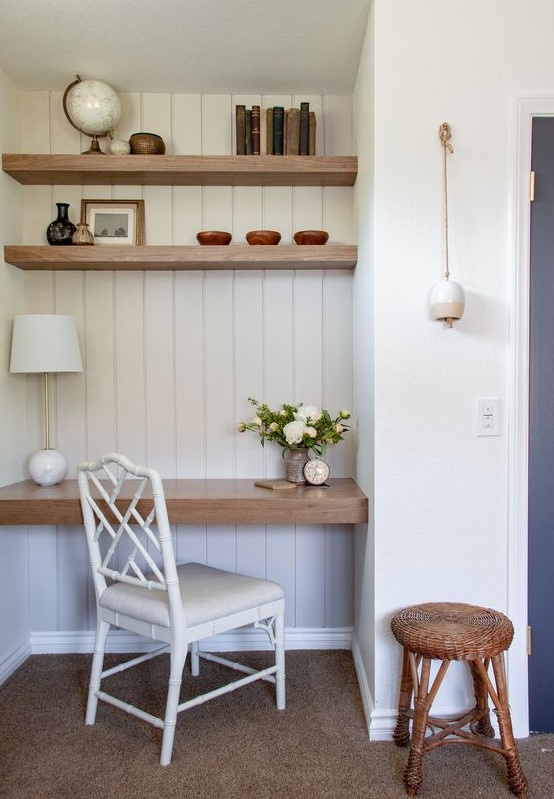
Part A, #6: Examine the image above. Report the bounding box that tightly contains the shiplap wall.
[19,91,355,643]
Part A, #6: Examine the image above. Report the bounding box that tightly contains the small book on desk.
[254,479,297,490]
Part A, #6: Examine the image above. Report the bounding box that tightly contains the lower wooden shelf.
[0,478,368,525]
[4,244,357,271]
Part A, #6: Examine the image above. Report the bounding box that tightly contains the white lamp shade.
[10,314,83,374]
[429,278,465,323]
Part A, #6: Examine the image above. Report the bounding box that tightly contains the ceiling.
[0,0,371,95]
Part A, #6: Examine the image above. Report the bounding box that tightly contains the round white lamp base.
[28,449,68,486]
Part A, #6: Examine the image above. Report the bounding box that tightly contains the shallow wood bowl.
[293,230,329,245]
[196,231,232,245]
[246,230,281,245]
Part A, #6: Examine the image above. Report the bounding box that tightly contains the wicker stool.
[390,602,528,798]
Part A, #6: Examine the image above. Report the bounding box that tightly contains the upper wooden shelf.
[2,154,358,187]
[4,244,357,271]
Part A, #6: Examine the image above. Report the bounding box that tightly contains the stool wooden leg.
[490,654,528,799]
[468,658,495,738]
[393,646,414,747]
[404,657,432,797]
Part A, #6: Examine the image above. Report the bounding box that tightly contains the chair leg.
[468,658,495,738]
[190,641,200,677]
[86,618,110,724]
[404,657,432,797]
[160,643,188,766]
[490,654,528,799]
[393,647,414,747]
[274,611,286,710]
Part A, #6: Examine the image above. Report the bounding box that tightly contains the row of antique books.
[235,103,316,156]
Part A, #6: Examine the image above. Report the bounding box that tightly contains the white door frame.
[509,96,554,737]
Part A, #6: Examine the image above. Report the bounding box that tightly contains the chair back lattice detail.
[78,453,179,608]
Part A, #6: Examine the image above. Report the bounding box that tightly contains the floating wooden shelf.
[2,153,358,187]
[0,478,368,526]
[4,244,357,271]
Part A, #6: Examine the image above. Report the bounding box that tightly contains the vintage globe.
[63,75,121,153]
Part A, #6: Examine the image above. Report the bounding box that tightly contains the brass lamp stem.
[43,372,51,450]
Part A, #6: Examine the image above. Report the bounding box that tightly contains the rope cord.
[439,122,453,281]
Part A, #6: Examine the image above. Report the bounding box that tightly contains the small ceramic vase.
[72,222,94,245]
[284,448,310,483]
[110,139,131,155]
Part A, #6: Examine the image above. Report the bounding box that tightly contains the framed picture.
[81,199,145,245]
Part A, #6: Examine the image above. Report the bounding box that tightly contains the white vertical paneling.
[234,271,264,477]
[267,526,296,626]
[205,272,235,477]
[323,95,353,156]
[84,272,116,457]
[114,272,146,464]
[324,187,353,243]
[323,271,353,477]
[57,525,89,630]
[55,272,86,476]
[176,525,207,564]
[28,526,58,629]
[144,272,176,474]
[325,526,354,627]
[201,95,232,155]
[175,272,205,477]
[172,95,202,155]
[294,271,324,401]
[20,91,356,640]
[233,186,262,242]
[296,525,326,627]
[263,271,294,477]
[293,186,324,232]
[207,526,236,571]
[262,186,293,241]
[237,526,266,577]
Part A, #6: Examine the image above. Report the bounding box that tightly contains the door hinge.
[529,171,535,202]
[527,624,532,656]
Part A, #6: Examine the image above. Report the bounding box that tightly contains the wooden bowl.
[246,230,281,245]
[196,231,232,245]
[293,230,329,245]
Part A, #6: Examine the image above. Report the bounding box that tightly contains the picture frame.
[81,199,145,245]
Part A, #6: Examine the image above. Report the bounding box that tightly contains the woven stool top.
[390,602,514,660]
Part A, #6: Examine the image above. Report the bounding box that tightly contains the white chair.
[78,453,286,766]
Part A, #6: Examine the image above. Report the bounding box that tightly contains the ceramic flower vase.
[46,202,76,245]
[284,448,310,483]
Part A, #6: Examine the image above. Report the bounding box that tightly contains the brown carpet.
[0,650,553,798]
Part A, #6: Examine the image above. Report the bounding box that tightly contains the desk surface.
[0,478,368,526]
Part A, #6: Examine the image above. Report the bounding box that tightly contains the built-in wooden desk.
[0,478,368,526]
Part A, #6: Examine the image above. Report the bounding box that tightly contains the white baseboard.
[30,627,352,654]
[0,638,32,686]
[351,637,374,738]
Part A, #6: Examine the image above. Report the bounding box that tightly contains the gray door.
[528,115,554,732]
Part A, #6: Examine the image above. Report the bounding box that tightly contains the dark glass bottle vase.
[46,202,76,245]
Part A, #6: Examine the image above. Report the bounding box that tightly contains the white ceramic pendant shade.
[430,277,465,328]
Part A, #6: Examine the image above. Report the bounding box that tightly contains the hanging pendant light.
[430,122,465,328]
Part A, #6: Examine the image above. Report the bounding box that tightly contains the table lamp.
[10,314,83,486]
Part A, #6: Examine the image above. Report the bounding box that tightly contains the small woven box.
[129,132,166,155]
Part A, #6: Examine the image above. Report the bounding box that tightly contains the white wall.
[0,67,30,680]
[363,0,554,737]
[11,91,357,647]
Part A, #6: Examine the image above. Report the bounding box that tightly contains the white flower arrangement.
[237,397,350,457]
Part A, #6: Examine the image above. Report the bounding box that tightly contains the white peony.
[296,404,322,423]
[283,420,305,446]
